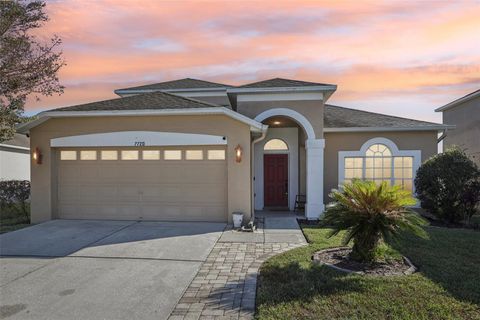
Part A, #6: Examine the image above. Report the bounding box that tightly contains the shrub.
[415,148,480,224]
[320,180,427,263]
[0,180,31,220]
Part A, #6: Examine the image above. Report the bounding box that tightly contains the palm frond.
[320,180,427,262]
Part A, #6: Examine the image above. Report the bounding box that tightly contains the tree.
[0,180,31,221]
[0,0,65,142]
[415,147,480,224]
[320,180,427,263]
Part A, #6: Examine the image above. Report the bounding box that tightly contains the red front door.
[264,154,288,207]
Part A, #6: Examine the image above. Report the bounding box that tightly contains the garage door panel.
[180,185,226,203]
[78,166,102,181]
[97,166,121,181]
[57,147,227,221]
[58,186,78,202]
[79,186,118,202]
[117,186,140,200]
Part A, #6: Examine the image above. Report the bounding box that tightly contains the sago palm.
[320,179,427,263]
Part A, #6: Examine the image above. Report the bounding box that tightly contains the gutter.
[227,85,337,94]
[250,126,268,223]
[0,144,30,151]
[324,125,455,133]
[437,128,448,143]
[16,107,266,134]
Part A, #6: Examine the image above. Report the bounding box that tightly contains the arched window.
[365,144,392,183]
[340,139,419,193]
[264,139,288,151]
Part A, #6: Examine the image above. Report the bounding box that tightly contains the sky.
[26,0,480,123]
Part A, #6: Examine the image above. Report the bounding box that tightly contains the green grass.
[0,203,31,234]
[256,225,480,320]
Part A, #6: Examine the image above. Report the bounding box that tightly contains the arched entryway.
[254,108,325,219]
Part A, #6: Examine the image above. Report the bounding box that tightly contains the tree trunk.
[350,234,380,263]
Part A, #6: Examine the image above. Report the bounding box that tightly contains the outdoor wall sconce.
[235,144,243,163]
[32,147,42,165]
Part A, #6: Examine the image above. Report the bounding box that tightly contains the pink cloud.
[25,0,480,123]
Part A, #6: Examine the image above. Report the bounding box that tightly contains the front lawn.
[256,225,480,320]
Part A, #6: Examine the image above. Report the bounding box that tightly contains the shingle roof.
[52,91,221,112]
[435,89,480,112]
[1,133,30,148]
[42,90,443,130]
[324,104,443,128]
[237,77,335,88]
[116,78,233,92]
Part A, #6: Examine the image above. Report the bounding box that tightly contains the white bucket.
[232,212,243,228]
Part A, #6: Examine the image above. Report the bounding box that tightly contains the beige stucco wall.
[442,97,480,166]
[236,99,324,138]
[323,131,438,202]
[29,115,252,224]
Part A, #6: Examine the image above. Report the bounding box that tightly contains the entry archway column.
[306,139,325,219]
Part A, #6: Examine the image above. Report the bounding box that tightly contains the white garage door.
[56,147,227,222]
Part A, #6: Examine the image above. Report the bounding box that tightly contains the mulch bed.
[313,247,416,276]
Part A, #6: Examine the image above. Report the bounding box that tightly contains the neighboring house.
[18,78,450,224]
[435,89,480,166]
[0,133,30,181]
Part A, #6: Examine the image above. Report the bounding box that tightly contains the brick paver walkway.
[168,216,307,320]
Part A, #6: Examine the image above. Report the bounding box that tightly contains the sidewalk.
[168,215,307,320]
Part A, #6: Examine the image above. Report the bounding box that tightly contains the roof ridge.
[325,104,442,126]
[49,91,222,112]
[160,91,223,108]
[116,78,233,92]
[237,77,336,88]
[182,77,233,87]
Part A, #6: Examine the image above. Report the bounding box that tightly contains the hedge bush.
[415,148,480,224]
[0,180,31,220]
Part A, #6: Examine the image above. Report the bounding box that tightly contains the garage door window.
[164,150,182,160]
[121,150,139,160]
[142,150,160,160]
[60,150,77,160]
[80,150,97,160]
[186,150,203,160]
[101,150,118,160]
[207,150,226,160]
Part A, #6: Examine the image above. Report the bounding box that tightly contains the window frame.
[60,150,77,161]
[185,150,204,161]
[263,138,289,151]
[338,138,421,195]
[100,150,118,160]
[164,150,182,161]
[121,150,139,160]
[80,150,97,161]
[207,149,226,160]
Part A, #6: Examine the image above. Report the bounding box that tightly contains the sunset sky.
[26,0,480,123]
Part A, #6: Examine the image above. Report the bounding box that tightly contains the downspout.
[251,125,268,223]
[437,128,448,143]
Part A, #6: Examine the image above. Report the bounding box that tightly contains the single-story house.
[0,133,30,181]
[18,78,452,224]
[435,89,480,166]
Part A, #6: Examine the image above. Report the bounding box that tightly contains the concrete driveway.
[0,220,225,320]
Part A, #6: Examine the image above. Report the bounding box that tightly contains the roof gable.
[115,78,233,92]
[52,91,221,112]
[237,77,335,89]
[435,89,480,112]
